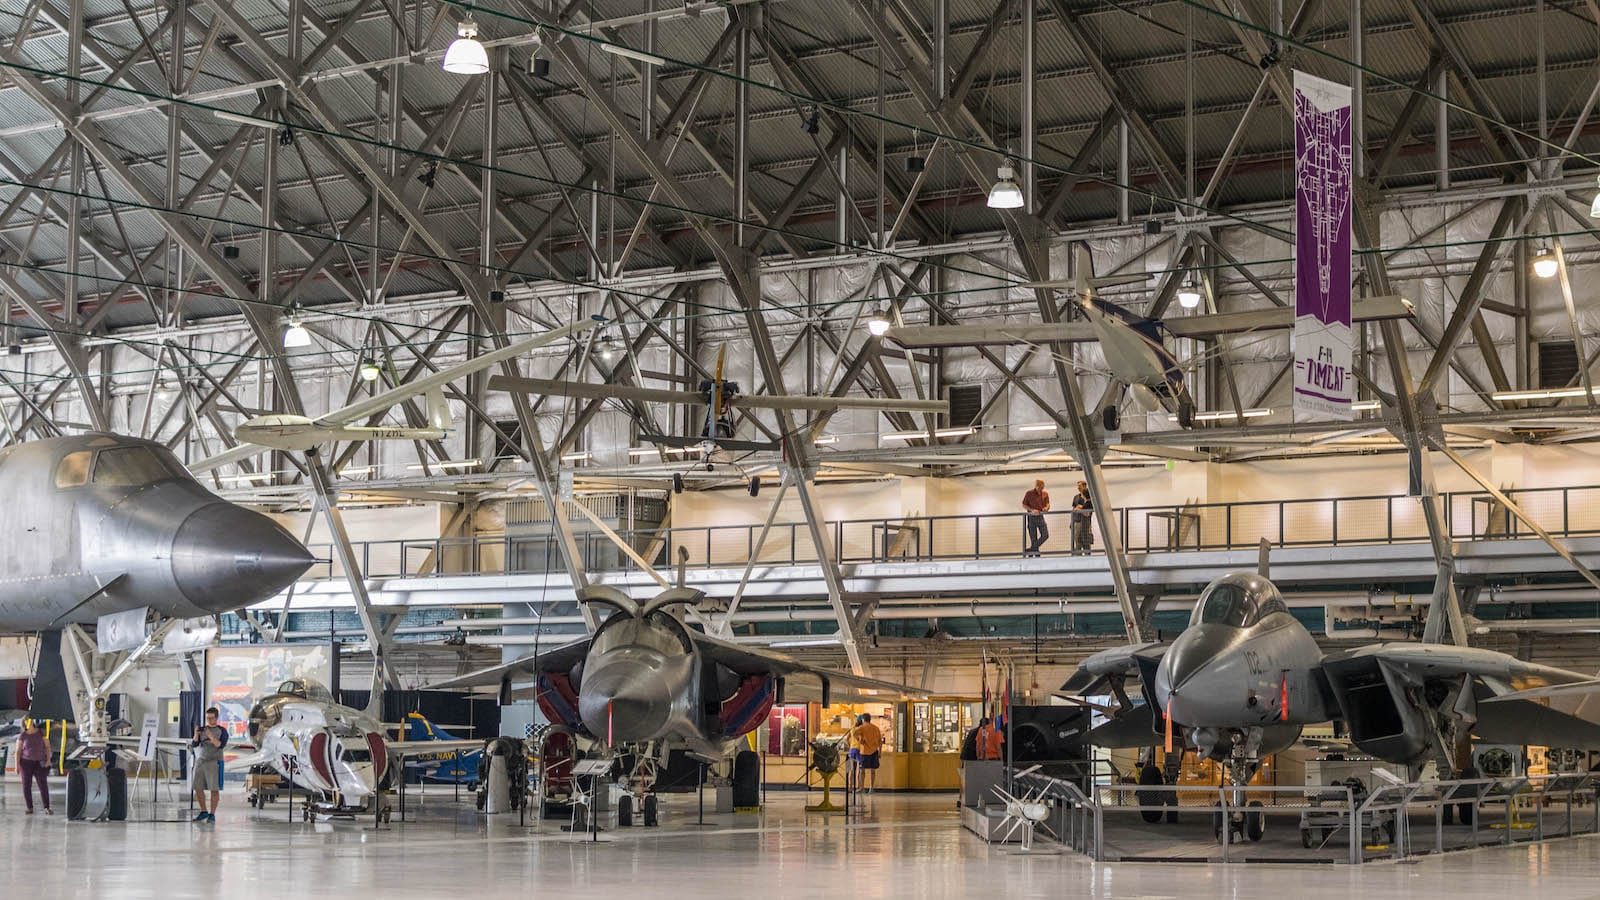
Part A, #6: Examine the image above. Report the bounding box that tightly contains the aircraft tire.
[748,476,761,497]
[1245,800,1265,842]
[1102,406,1120,432]
[1177,399,1195,429]
[1136,765,1164,824]
[643,795,659,827]
[672,473,685,494]
[618,794,633,827]
[106,768,128,822]
[66,769,84,820]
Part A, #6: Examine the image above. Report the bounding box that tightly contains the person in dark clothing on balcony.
[1071,480,1095,555]
[1022,480,1050,556]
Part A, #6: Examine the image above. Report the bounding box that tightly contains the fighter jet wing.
[1060,641,1166,694]
[1479,678,1600,703]
[1326,643,1595,693]
[421,636,592,691]
[688,631,929,699]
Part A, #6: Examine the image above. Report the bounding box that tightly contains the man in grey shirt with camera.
[191,706,228,823]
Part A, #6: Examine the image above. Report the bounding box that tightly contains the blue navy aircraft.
[0,433,314,633]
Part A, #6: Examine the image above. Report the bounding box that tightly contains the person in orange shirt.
[977,717,1005,761]
[847,713,885,793]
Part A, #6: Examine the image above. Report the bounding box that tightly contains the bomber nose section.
[578,654,677,743]
[172,503,316,612]
[1154,625,1247,727]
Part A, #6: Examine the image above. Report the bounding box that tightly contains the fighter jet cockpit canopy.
[277,678,336,704]
[1189,572,1288,629]
[248,678,338,741]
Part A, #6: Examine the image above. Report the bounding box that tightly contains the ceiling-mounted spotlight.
[417,160,438,188]
[282,308,311,348]
[866,306,892,337]
[277,127,294,146]
[1532,245,1558,279]
[528,55,550,77]
[359,358,381,382]
[905,155,926,173]
[800,108,820,135]
[1177,278,1202,309]
[442,20,490,75]
[987,163,1024,210]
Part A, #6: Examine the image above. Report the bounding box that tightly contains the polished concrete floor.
[5,778,1600,898]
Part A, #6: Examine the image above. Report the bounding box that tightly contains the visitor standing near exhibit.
[848,714,884,793]
[1071,480,1095,555]
[191,706,228,823]
[17,719,51,815]
[1022,479,1051,555]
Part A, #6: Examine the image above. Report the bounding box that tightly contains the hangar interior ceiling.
[5,0,1600,678]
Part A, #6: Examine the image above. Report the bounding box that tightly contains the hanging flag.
[1280,672,1291,722]
[1292,70,1355,420]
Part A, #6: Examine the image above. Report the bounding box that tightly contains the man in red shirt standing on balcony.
[1022,479,1050,556]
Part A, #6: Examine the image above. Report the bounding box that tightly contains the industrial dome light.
[282,310,311,349]
[986,163,1024,210]
[359,358,381,382]
[1532,246,1558,279]
[1176,279,1202,309]
[866,307,892,337]
[442,21,490,75]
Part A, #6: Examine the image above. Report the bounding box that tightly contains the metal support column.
[307,454,398,689]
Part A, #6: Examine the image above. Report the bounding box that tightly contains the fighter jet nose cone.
[1156,625,1247,726]
[173,503,316,613]
[579,663,674,744]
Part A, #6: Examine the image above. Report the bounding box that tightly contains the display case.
[905,698,983,790]
[762,704,809,757]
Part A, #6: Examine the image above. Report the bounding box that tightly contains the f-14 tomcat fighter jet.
[1064,570,1600,841]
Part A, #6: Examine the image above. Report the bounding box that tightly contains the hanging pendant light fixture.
[442,21,490,75]
[986,164,1024,210]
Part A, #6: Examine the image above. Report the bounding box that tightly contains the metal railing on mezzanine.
[297,483,1600,581]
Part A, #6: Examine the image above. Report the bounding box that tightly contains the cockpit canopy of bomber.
[52,441,188,490]
[1188,572,1288,629]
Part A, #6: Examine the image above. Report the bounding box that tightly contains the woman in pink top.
[17,719,52,814]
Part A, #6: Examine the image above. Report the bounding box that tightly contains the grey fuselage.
[575,612,734,758]
[1154,573,1337,731]
[0,433,315,632]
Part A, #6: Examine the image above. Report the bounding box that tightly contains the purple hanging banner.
[1293,71,1354,420]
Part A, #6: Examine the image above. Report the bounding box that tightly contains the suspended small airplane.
[884,245,1412,429]
[489,345,948,494]
[189,317,605,474]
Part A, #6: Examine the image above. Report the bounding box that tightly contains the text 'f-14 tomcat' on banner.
[1293,70,1354,420]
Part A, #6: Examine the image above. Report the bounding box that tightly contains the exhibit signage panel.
[1293,70,1354,420]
